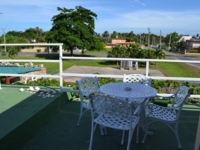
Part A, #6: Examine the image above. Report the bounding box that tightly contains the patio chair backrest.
[123,74,152,86]
[171,85,189,111]
[89,93,132,119]
[77,77,100,98]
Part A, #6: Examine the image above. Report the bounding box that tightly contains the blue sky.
[1,0,200,36]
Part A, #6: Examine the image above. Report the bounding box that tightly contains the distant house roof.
[0,66,41,74]
[186,38,200,42]
[178,36,192,42]
[111,38,126,40]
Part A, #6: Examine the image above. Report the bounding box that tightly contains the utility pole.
[160,30,162,50]
[1,28,6,52]
[169,33,171,48]
[0,12,6,52]
[139,33,141,45]
[152,36,154,45]
[148,28,150,48]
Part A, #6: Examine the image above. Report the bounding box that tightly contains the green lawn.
[84,49,110,54]
[156,62,200,77]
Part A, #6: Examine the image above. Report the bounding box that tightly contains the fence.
[1,43,200,98]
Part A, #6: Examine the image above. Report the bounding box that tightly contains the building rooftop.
[0,84,199,150]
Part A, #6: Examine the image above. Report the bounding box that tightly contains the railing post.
[146,61,149,77]
[59,44,63,93]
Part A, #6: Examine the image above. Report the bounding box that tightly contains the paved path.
[62,66,165,82]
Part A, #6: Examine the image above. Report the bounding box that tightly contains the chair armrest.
[148,103,175,110]
[133,105,141,115]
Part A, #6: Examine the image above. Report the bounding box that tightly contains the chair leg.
[126,128,135,150]
[100,125,107,135]
[141,120,149,143]
[174,123,182,148]
[136,124,140,143]
[121,130,125,145]
[100,125,104,135]
[77,106,83,126]
[141,131,148,143]
[103,126,107,135]
[89,122,95,150]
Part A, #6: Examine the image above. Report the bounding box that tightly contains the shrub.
[198,47,200,53]
[37,49,41,53]
[13,77,200,104]
[190,50,198,53]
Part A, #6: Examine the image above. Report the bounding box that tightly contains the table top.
[100,82,157,99]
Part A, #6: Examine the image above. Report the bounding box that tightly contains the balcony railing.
[1,43,200,98]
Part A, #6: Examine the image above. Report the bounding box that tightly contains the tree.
[110,31,118,38]
[154,49,165,59]
[196,34,199,39]
[6,31,24,37]
[154,49,165,68]
[7,47,18,59]
[108,44,124,65]
[5,34,27,53]
[164,32,180,48]
[128,31,135,38]
[46,6,98,56]
[35,27,40,37]
[24,28,37,42]
[102,30,110,43]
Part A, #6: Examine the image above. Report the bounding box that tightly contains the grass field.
[156,62,200,77]
[0,55,200,77]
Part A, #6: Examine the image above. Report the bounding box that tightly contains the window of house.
[196,42,200,46]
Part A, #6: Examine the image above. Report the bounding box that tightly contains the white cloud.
[1,0,200,35]
[128,0,145,6]
[96,9,200,35]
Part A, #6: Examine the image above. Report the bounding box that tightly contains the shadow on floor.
[21,101,200,150]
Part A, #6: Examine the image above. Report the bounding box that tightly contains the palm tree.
[108,44,124,65]
[35,27,40,37]
[111,31,118,38]
[154,49,165,59]
[196,34,199,39]
[154,49,165,68]
[102,31,110,42]
[39,28,43,36]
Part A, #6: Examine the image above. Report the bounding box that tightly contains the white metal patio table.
[100,82,157,103]
[100,82,157,133]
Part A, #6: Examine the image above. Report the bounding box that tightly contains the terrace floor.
[0,84,199,150]
[21,101,200,150]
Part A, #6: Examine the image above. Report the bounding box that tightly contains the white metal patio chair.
[141,85,190,149]
[76,77,100,126]
[24,74,40,84]
[123,73,153,109]
[123,74,152,86]
[88,92,142,150]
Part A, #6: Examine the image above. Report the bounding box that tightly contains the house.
[186,38,200,51]
[111,38,126,44]
[178,36,192,42]
[105,38,135,49]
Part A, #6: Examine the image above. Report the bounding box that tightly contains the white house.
[178,36,192,42]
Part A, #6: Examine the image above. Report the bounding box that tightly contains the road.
[164,51,200,69]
